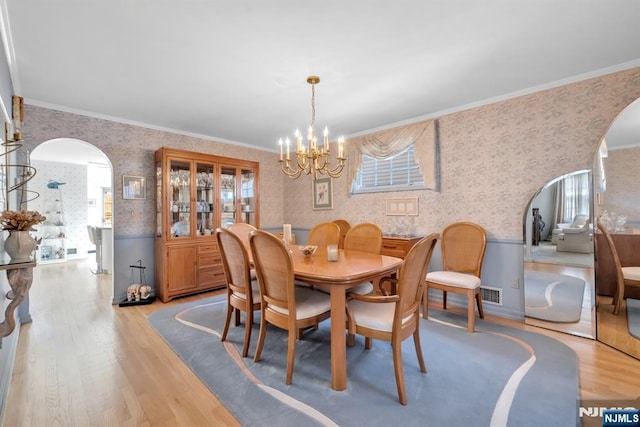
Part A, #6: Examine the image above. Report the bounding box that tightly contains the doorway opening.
[28,138,114,299]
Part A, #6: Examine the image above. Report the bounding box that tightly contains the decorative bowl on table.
[300,245,318,257]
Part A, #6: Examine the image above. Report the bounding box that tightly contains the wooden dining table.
[289,245,403,391]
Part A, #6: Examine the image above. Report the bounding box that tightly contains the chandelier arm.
[279,160,303,179]
[326,161,346,178]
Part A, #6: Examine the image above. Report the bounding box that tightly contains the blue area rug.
[525,271,585,323]
[148,295,579,427]
[627,298,640,340]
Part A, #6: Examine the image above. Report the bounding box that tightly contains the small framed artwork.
[386,197,419,216]
[312,177,333,210]
[123,175,146,200]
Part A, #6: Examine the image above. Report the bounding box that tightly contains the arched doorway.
[28,138,114,298]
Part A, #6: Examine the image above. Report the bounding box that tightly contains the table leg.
[329,285,347,391]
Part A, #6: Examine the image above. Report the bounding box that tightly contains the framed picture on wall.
[312,177,333,210]
[122,175,146,200]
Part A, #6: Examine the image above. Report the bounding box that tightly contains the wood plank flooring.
[3,259,640,426]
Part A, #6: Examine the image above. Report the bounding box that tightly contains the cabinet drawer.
[199,254,222,267]
[198,242,221,267]
[381,241,409,258]
[198,244,219,254]
[199,267,226,287]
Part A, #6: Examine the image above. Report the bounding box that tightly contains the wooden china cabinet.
[154,147,259,302]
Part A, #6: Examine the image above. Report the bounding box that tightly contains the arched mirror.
[523,171,595,339]
[593,98,640,360]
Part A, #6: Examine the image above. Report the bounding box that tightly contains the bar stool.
[87,225,105,274]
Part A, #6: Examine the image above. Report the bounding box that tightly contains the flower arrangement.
[0,209,47,232]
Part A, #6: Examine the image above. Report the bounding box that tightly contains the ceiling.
[4,1,640,157]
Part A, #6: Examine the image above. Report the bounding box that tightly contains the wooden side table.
[381,235,423,259]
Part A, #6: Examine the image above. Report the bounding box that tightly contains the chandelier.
[279,76,346,179]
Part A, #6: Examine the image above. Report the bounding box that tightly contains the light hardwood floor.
[3,259,640,426]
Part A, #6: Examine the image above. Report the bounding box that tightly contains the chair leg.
[412,327,427,374]
[221,305,233,342]
[422,284,429,319]
[365,336,373,350]
[442,290,448,310]
[242,309,253,358]
[286,329,297,385]
[613,299,621,315]
[467,289,475,333]
[613,286,622,315]
[392,335,407,405]
[234,308,241,326]
[347,333,355,347]
[253,315,267,363]
[476,291,484,319]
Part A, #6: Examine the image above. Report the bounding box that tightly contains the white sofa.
[555,214,594,253]
[551,214,588,244]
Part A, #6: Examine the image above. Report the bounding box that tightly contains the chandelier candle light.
[279,76,346,179]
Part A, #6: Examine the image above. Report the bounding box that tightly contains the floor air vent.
[67,248,77,255]
[480,286,502,306]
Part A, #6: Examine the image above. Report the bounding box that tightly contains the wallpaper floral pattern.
[284,67,640,240]
[18,67,640,243]
[21,109,285,237]
[601,147,640,223]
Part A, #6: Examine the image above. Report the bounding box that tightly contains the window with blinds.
[351,145,425,194]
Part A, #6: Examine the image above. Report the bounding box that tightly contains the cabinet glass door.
[241,168,256,226]
[156,162,162,237]
[196,162,214,236]
[220,166,237,228]
[169,159,191,237]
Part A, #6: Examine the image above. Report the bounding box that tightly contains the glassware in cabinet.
[169,159,191,238]
[220,166,237,228]
[196,162,214,236]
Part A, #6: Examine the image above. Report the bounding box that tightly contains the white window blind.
[352,145,424,193]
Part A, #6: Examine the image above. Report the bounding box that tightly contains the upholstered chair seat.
[425,271,481,289]
[269,287,331,318]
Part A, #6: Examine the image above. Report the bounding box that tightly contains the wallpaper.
[283,67,640,240]
[29,161,88,258]
[20,110,285,237]
[602,147,640,224]
[17,67,640,244]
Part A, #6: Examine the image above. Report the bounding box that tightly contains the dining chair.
[346,233,439,405]
[249,229,331,385]
[343,222,383,295]
[227,222,258,282]
[227,222,257,252]
[332,219,351,249]
[596,222,640,315]
[307,221,341,247]
[215,227,261,358]
[423,221,487,332]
